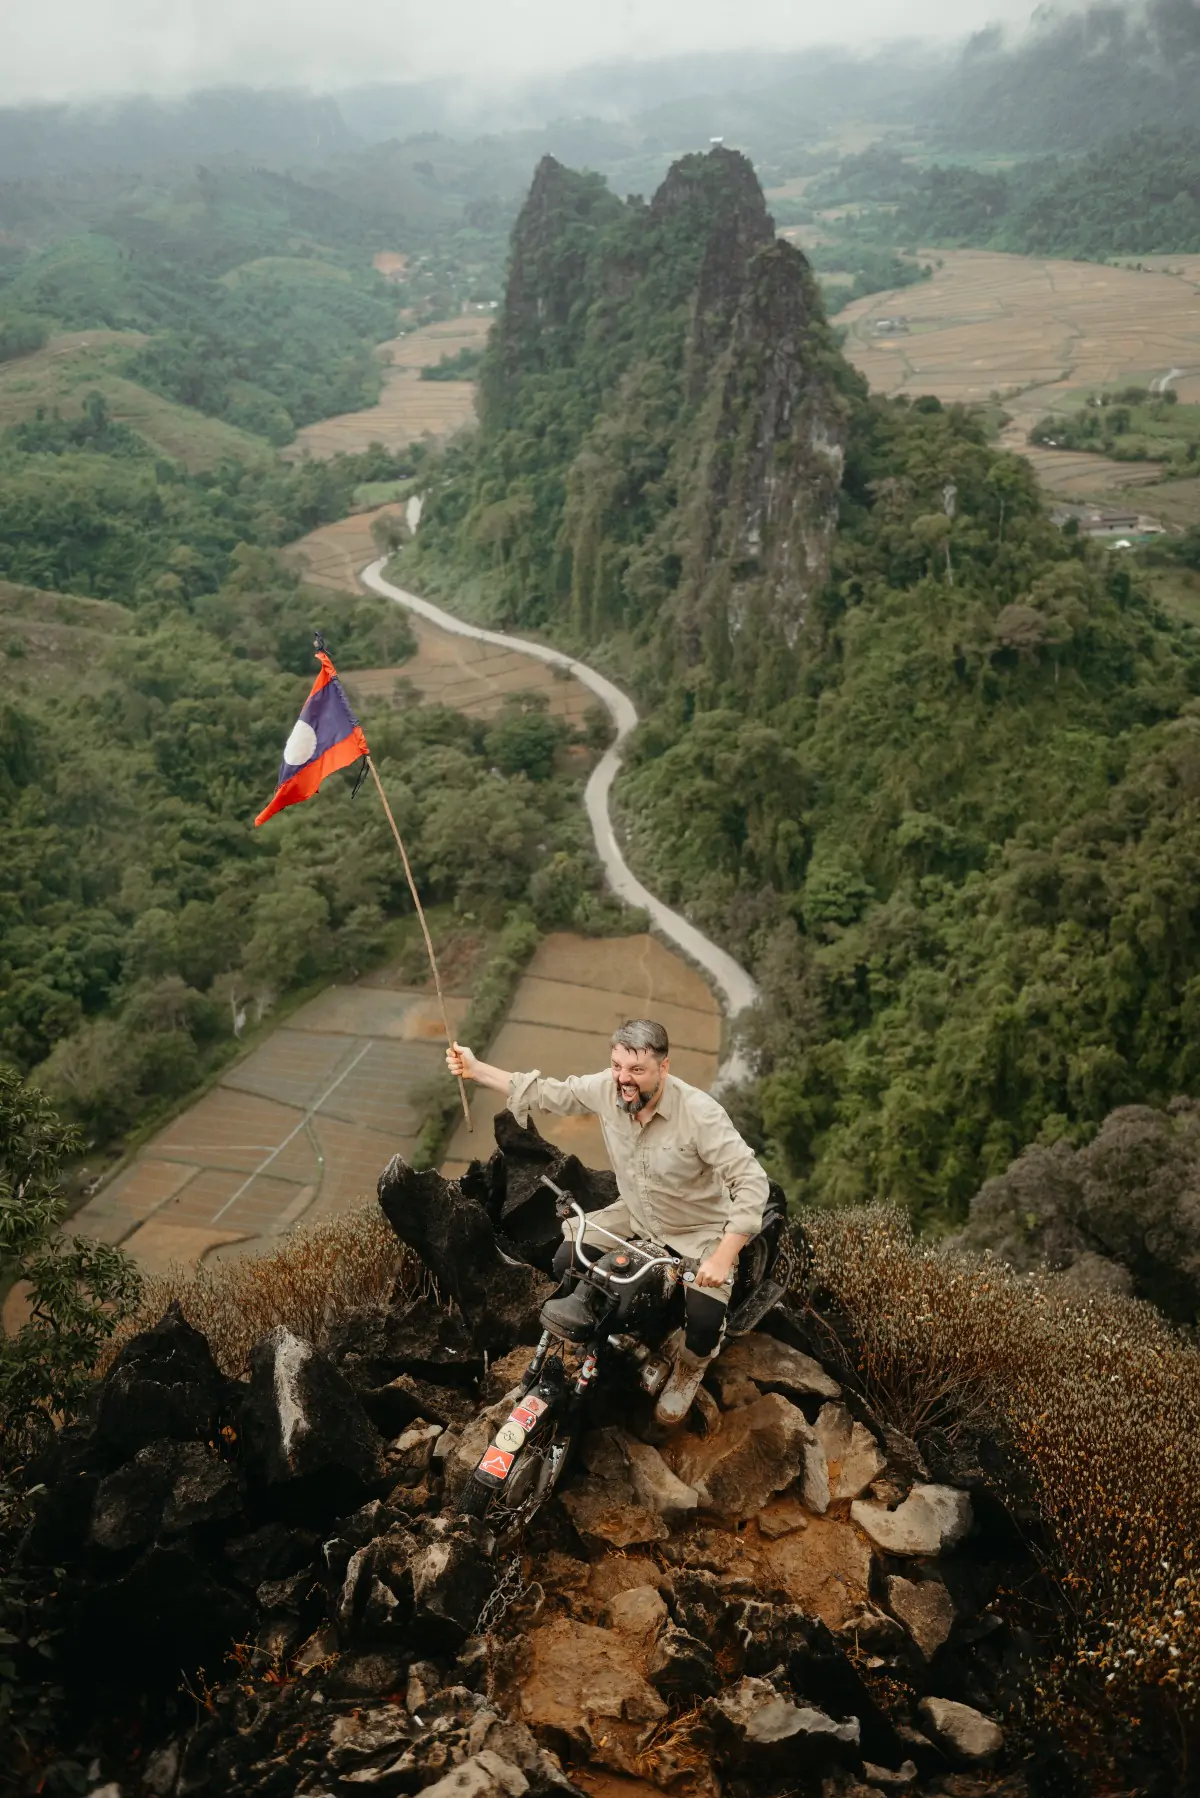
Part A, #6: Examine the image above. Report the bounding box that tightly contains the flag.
[255,647,369,827]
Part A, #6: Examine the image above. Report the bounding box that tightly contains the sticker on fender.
[479,1446,514,1480]
[511,1395,547,1431]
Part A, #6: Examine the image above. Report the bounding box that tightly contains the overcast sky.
[3,0,1042,107]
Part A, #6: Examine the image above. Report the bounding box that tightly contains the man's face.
[611,1044,666,1115]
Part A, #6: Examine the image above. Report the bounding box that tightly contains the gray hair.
[611,1019,669,1059]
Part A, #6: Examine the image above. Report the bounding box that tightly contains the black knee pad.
[683,1290,726,1358]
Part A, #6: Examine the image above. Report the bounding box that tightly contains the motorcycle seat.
[540,1291,601,1342]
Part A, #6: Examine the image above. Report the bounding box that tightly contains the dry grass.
[108,1202,424,1377]
[797,1205,1200,1774]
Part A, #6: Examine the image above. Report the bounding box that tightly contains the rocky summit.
[24,1117,1032,1798]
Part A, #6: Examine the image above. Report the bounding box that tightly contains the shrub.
[796,1205,1200,1782]
[106,1202,423,1378]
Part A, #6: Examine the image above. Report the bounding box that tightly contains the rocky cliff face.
[456,148,861,674]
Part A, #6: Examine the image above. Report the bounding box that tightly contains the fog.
[4,0,1041,108]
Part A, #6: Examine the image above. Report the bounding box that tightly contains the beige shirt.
[506,1068,769,1261]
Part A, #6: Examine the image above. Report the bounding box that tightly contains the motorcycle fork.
[572,1346,602,1402]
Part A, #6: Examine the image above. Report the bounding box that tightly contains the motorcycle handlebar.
[542,1182,696,1286]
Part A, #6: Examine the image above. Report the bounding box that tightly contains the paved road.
[361,557,758,1085]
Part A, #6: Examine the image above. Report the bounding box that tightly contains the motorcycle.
[457,1174,788,1531]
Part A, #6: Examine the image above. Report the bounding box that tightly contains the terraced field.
[840,249,1200,410]
[284,316,490,461]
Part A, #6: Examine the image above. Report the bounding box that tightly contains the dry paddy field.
[284,316,491,461]
[839,249,1200,517]
[840,249,1200,409]
[69,981,471,1273]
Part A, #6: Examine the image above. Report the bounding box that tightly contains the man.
[445,1019,769,1424]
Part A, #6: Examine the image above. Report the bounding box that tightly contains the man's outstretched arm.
[446,1044,605,1120]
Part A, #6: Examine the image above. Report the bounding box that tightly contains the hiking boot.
[654,1344,714,1427]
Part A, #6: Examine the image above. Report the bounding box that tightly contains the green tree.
[0,1067,140,1463]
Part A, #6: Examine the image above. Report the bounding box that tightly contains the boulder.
[358,1372,479,1436]
[708,1367,761,1410]
[418,1751,530,1798]
[707,1675,860,1767]
[917,1696,1004,1762]
[756,1495,809,1538]
[886,1576,955,1659]
[222,1521,318,1589]
[377,1158,553,1353]
[239,1327,383,1523]
[89,1442,179,1552]
[863,1762,918,1789]
[755,1515,873,1630]
[646,1623,720,1699]
[605,1585,667,1639]
[718,1333,842,1403]
[665,1392,816,1518]
[161,1443,241,1534]
[410,1518,498,1650]
[834,1609,910,1661]
[89,1438,242,1551]
[851,1485,973,1557]
[95,1303,228,1456]
[513,1618,666,1770]
[561,1480,668,1550]
[815,1403,887,1501]
[383,1421,443,1488]
[584,1428,699,1525]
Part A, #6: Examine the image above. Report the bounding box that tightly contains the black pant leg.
[683,1288,726,1357]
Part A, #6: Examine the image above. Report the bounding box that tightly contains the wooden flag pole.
[366,755,472,1132]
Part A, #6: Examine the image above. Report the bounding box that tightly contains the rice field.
[838,249,1200,520]
[283,315,491,461]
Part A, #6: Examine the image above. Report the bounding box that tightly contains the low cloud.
[4,0,1040,107]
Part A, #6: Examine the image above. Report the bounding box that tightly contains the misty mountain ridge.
[6,5,1198,188]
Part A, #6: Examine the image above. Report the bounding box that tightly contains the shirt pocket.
[646,1141,703,1190]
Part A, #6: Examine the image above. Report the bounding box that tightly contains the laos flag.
[255,647,370,827]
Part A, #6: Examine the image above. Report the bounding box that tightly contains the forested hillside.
[413,146,1200,1229]
[806,128,1200,261]
[928,0,1200,152]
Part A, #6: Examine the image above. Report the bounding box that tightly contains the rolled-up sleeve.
[507,1068,609,1126]
[695,1100,769,1240]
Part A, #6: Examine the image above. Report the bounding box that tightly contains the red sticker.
[479,1446,514,1480]
[511,1397,547,1431]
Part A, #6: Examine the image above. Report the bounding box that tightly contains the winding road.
[360,556,758,1085]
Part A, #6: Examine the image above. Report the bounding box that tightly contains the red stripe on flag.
[254,726,369,827]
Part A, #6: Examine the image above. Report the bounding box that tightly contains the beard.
[616,1077,659,1116]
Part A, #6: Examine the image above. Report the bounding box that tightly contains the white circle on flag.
[284,720,317,767]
